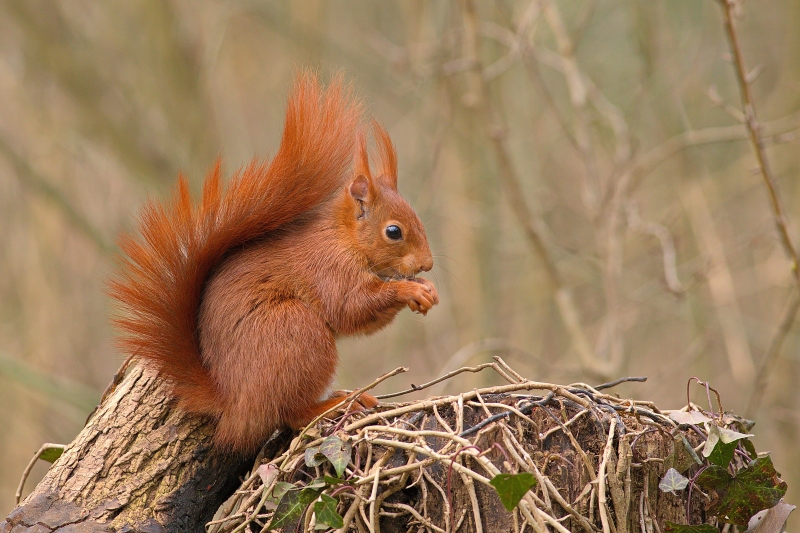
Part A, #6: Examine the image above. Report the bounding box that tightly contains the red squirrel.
[110,73,438,453]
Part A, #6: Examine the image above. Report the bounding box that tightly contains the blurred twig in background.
[463,1,596,375]
[713,0,800,415]
[0,355,99,416]
[717,0,800,285]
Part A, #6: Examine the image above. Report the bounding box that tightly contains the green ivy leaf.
[39,446,65,463]
[266,487,322,531]
[319,435,352,478]
[716,425,755,443]
[305,446,326,468]
[306,478,328,490]
[741,439,758,461]
[702,423,752,466]
[696,457,788,526]
[722,413,755,433]
[707,439,737,468]
[272,482,295,499]
[695,465,730,490]
[489,473,538,511]
[664,522,719,533]
[265,481,297,510]
[659,468,690,494]
[313,494,344,529]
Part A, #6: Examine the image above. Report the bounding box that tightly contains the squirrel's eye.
[385,225,403,241]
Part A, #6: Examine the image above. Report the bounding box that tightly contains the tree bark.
[3,365,254,533]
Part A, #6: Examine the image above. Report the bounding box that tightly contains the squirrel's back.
[109,73,362,416]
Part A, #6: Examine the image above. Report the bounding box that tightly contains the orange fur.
[110,73,438,453]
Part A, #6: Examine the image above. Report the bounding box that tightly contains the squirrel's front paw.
[400,278,439,315]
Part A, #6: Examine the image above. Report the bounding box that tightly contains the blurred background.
[1,0,799,522]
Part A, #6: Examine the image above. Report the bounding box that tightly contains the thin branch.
[597,418,617,533]
[746,290,800,416]
[717,0,800,287]
[460,471,484,533]
[459,0,615,379]
[540,0,600,211]
[626,202,686,294]
[377,354,520,401]
[593,376,648,392]
[15,443,66,505]
[627,113,800,195]
[381,502,445,533]
[682,182,756,385]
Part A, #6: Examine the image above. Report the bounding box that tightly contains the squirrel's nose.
[419,257,433,272]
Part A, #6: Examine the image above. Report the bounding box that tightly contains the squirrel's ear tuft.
[373,120,397,191]
[355,129,371,181]
[349,174,371,202]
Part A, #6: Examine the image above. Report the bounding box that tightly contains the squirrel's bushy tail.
[109,73,362,416]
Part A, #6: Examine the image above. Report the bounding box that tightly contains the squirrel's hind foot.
[287,390,378,430]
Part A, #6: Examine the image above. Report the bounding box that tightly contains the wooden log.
[3,365,254,533]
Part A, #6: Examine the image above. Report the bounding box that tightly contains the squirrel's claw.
[402,277,438,315]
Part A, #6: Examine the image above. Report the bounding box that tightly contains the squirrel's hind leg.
[286,390,379,430]
[208,298,339,453]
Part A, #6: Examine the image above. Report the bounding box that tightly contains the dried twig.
[376,357,515,400]
[746,290,800,416]
[597,418,617,533]
[716,0,800,286]
[625,115,800,195]
[15,443,66,505]
[593,375,648,392]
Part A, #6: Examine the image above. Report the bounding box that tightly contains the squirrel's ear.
[351,130,375,203]
[349,174,372,202]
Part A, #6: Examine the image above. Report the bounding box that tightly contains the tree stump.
[3,365,255,533]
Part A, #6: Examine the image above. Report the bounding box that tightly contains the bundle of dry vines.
[205,358,765,533]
